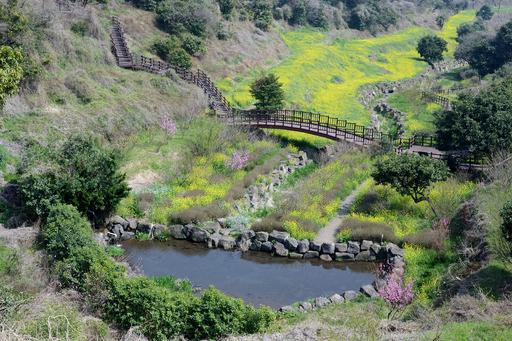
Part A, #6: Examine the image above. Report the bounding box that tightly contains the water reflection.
[122,239,377,308]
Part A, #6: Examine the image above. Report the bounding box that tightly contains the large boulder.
[255,231,269,242]
[343,290,358,301]
[207,233,222,248]
[273,242,289,257]
[355,250,372,261]
[189,227,208,243]
[120,231,134,241]
[299,302,313,311]
[335,252,355,261]
[112,224,124,239]
[137,221,153,234]
[240,229,256,241]
[329,294,344,304]
[360,284,379,298]
[126,218,138,231]
[269,230,289,244]
[361,240,373,251]
[284,237,299,251]
[260,241,273,252]
[347,241,360,254]
[321,243,335,255]
[237,238,252,252]
[304,251,320,259]
[152,224,168,239]
[110,215,128,229]
[289,252,303,259]
[309,241,322,252]
[170,225,187,240]
[219,236,236,250]
[297,239,309,253]
[314,297,330,307]
[320,254,332,262]
[250,240,262,251]
[335,243,348,253]
[203,221,221,234]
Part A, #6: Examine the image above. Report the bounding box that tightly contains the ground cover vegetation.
[218,10,476,145]
[253,151,372,240]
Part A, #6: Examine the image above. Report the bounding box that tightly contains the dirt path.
[313,182,367,244]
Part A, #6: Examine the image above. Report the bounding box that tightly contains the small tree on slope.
[250,73,285,110]
[417,35,448,65]
[372,154,449,218]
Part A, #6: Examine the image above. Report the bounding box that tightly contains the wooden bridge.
[110,17,484,169]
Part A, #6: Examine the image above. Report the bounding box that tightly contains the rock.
[269,230,290,244]
[309,241,321,252]
[112,224,124,239]
[219,236,236,250]
[203,221,221,234]
[216,218,227,228]
[329,294,344,304]
[355,250,372,261]
[321,243,335,255]
[170,225,187,239]
[314,297,330,307]
[387,243,404,257]
[250,240,262,251]
[304,251,320,259]
[273,242,289,257]
[284,237,299,251]
[110,215,128,228]
[237,238,252,252]
[299,302,313,311]
[255,231,269,242]
[361,240,373,251]
[279,305,294,312]
[260,241,273,252]
[343,290,358,301]
[126,218,138,231]
[183,224,195,238]
[370,243,382,256]
[320,254,332,262]
[347,241,360,254]
[335,243,348,253]
[297,239,309,253]
[207,233,221,248]
[239,229,256,241]
[120,231,135,241]
[335,252,355,261]
[289,252,303,259]
[152,224,167,238]
[137,221,152,233]
[360,284,379,298]
[93,232,108,247]
[189,227,208,243]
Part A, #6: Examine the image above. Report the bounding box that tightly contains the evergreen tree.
[250,74,285,110]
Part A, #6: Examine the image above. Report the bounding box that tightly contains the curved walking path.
[313,182,368,244]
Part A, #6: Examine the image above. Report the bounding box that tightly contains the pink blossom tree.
[378,263,414,319]
[226,151,250,170]
[159,116,177,136]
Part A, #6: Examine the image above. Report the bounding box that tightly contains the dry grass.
[338,217,399,244]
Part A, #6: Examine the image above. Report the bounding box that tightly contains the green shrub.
[106,245,125,257]
[500,201,512,242]
[0,45,24,109]
[181,33,206,56]
[70,21,88,36]
[152,37,193,69]
[40,204,93,261]
[18,135,129,225]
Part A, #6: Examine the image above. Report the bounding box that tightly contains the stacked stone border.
[104,217,405,311]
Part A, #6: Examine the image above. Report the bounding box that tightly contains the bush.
[417,35,448,65]
[500,201,512,242]
[156,0,217,37]
[0,45,24,108]
[250,73,285,110]
[152,37,193,69]
[18,135,129,225]
[181,33,206,56]
[40,204,93,261]
[217,0,235,18]
[338,218,399,244]
[70,21,88,36]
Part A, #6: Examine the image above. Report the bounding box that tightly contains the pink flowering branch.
[378,262,414,319]
[226,151,250,170]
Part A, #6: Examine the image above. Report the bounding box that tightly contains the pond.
[122,239,377,308]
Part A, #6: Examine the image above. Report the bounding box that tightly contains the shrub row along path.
[110,17,484,168]
[314,182,368,244]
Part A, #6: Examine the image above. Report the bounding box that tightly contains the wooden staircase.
[110,17,232,115]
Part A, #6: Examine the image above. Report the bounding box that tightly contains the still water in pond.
[122,239,377,308]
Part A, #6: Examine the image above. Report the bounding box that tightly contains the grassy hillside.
[218,10,475,144]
